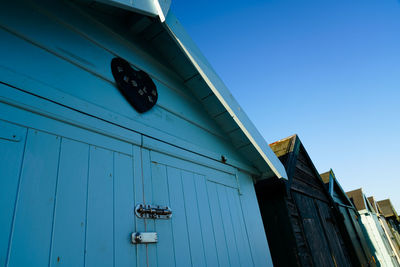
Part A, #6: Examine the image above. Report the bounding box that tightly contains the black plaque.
[111,57,158,113]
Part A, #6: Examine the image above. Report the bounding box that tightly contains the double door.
[292,192,351,267]
[0,108,256,267]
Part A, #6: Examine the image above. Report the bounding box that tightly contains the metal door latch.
[135,204,172,219]
[131,232,158,244]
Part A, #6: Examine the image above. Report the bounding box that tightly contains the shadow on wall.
[358,217,381,267]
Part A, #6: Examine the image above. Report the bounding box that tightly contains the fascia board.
[93,0,171,21]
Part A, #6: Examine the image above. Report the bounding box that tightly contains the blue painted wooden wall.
[0,110,271,266]
[0,0,256,173]
[0,0,273,266]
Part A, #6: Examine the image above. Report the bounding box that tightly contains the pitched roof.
[321,169,354,207]
[269,135,325,187]
[377,199,399,219]
[320,171,331,184]
[269,134,297,158]
[269,135,302,179]
[346,189,367,211]
[78,0,287,180]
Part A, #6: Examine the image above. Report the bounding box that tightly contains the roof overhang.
[323,169,355,208]
[377,199,399,219]
[85,0,287,180]
[93,0,171,21]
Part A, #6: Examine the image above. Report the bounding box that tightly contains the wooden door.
[0,118,145,267]
[141,149,257,267]
[340,206,371,267]
[292,192,336,267]
[292,191,352,267]
[315,201,351,267]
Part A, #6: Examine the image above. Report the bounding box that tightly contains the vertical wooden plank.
[340,207,368,266]
[141,148,157,267]
[0,121,27,267]
[217,185,241,267]
[133,145,146,267]
[292,193,334,267]
[315,201,351,267]
[237,171,273,267]
[50,138,89,266]
[8,129,61,267]
[206,181,231,267]
[114,152,136,267]
[363,214,393,266]
[181,171,206,267]
[85,146,114,267]
[167,166,192,267]
[227,187,254,267]
[194,174,219,267]
[151,162,175,267]
[349,209,376,265]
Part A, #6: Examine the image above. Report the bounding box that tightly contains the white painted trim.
[153,0,165,22]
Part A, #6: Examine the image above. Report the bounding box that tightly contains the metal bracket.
[135,204,172,219]
[131,232,158,244]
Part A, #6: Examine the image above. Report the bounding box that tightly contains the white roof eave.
[94,0,171,21]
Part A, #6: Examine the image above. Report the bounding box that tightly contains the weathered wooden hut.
[378,200,400,233]
[369,197,400,264]
[255,135,354,267]
[321,170,377,267]
[378,199,400,251]
[0,1,288,266]
[347,189,399,266]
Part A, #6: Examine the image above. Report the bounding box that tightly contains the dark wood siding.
[287,198,314,266]
[292,192,335,267]
[255,179,300,267]
[259,137,354,267]
[289,147,352,267]
[316,201,351,267]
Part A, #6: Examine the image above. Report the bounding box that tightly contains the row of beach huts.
[257,135,400,266]
[0,0,398,266]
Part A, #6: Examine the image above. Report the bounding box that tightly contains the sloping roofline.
[269,134,323,182]
[321,169,355,208]
[377,199,399,220]
[347,188,376,213]
[82,0,287,179]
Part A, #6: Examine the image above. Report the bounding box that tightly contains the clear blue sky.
[171,0,400,210]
